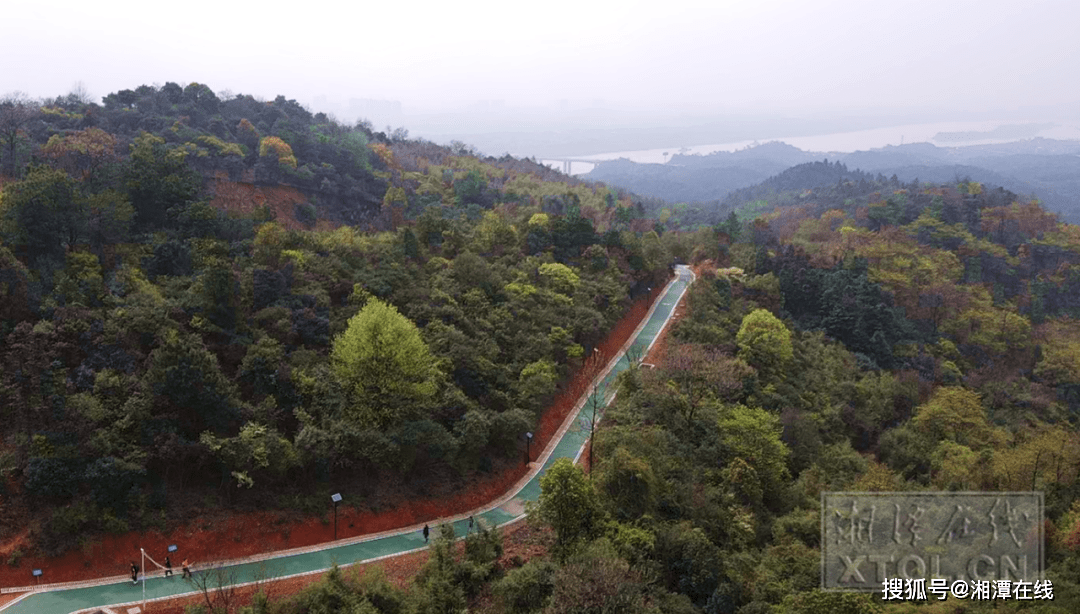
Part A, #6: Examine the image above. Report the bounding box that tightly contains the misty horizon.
[5,0,1079,159]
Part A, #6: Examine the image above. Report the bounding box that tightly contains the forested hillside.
[5,84,1080,614]
[0,85,671,557]
[585,139,1080,225]
[621,178,1080,612]
[189,177,1080,613]
[584,142,814,205]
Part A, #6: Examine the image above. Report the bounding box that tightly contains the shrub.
[493,560,557,614]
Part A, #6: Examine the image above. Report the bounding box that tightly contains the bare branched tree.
[187,564,239,614]
[67,82,92,105]
[581,381,609,477]
[250,561,284,605]
[664,344,753,423]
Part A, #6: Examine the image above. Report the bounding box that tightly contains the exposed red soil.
[0,284,665,592]
[208,173,335,231]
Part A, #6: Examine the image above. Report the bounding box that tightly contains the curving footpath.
[1,265,695,614]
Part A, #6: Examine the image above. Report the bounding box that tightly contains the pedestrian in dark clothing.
[423,524,430,543]
[468,516,474,533]
[164,556,173,577]
[181,559,192,579]
[131,561,139,584]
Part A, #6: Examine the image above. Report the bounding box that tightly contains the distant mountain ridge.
[584,138,1080,222]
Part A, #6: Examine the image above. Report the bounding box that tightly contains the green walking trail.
[1,266,693,614]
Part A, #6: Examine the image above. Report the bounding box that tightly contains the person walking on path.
[130,561,139,584]
[181,559,192,579]
[468,516,474,533]
[423,524,429,543]
[164,556,173,577]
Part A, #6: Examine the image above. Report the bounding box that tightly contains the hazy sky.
[4,0,1078,151]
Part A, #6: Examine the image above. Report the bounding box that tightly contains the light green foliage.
[528,212,550,229]
[736,308,793,376]
[50,251,106,308]
[991,424,1080,491]
[251,221,287,266]
[176,141,208,159]
[548,326,572,348]
[471,210,518,254]
[258,136,298,169]
[607,523,656,570]
[533,457,603,560]
[945,302,1031,355]
[912,386,998,449]
[505,281,538,298]
[330,298,438,429]
[1035,319,1080,387]
[718,404,790,507]
[518,359,558,411]
[280,248,309,270]
[538,262,580,295]
[930,440,981,490]
[742,272,783,309]
[195,135,243,157]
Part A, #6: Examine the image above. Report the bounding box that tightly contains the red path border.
[0,284,665,589]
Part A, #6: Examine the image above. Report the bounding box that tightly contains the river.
[541,120,1080,175]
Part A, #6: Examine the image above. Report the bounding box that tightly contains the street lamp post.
[331,493,342,540]
[141,547,146,609]
[525,432,533,464]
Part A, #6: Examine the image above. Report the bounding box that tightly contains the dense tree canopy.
[3,82,1080,614]
[0,82,673,563]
